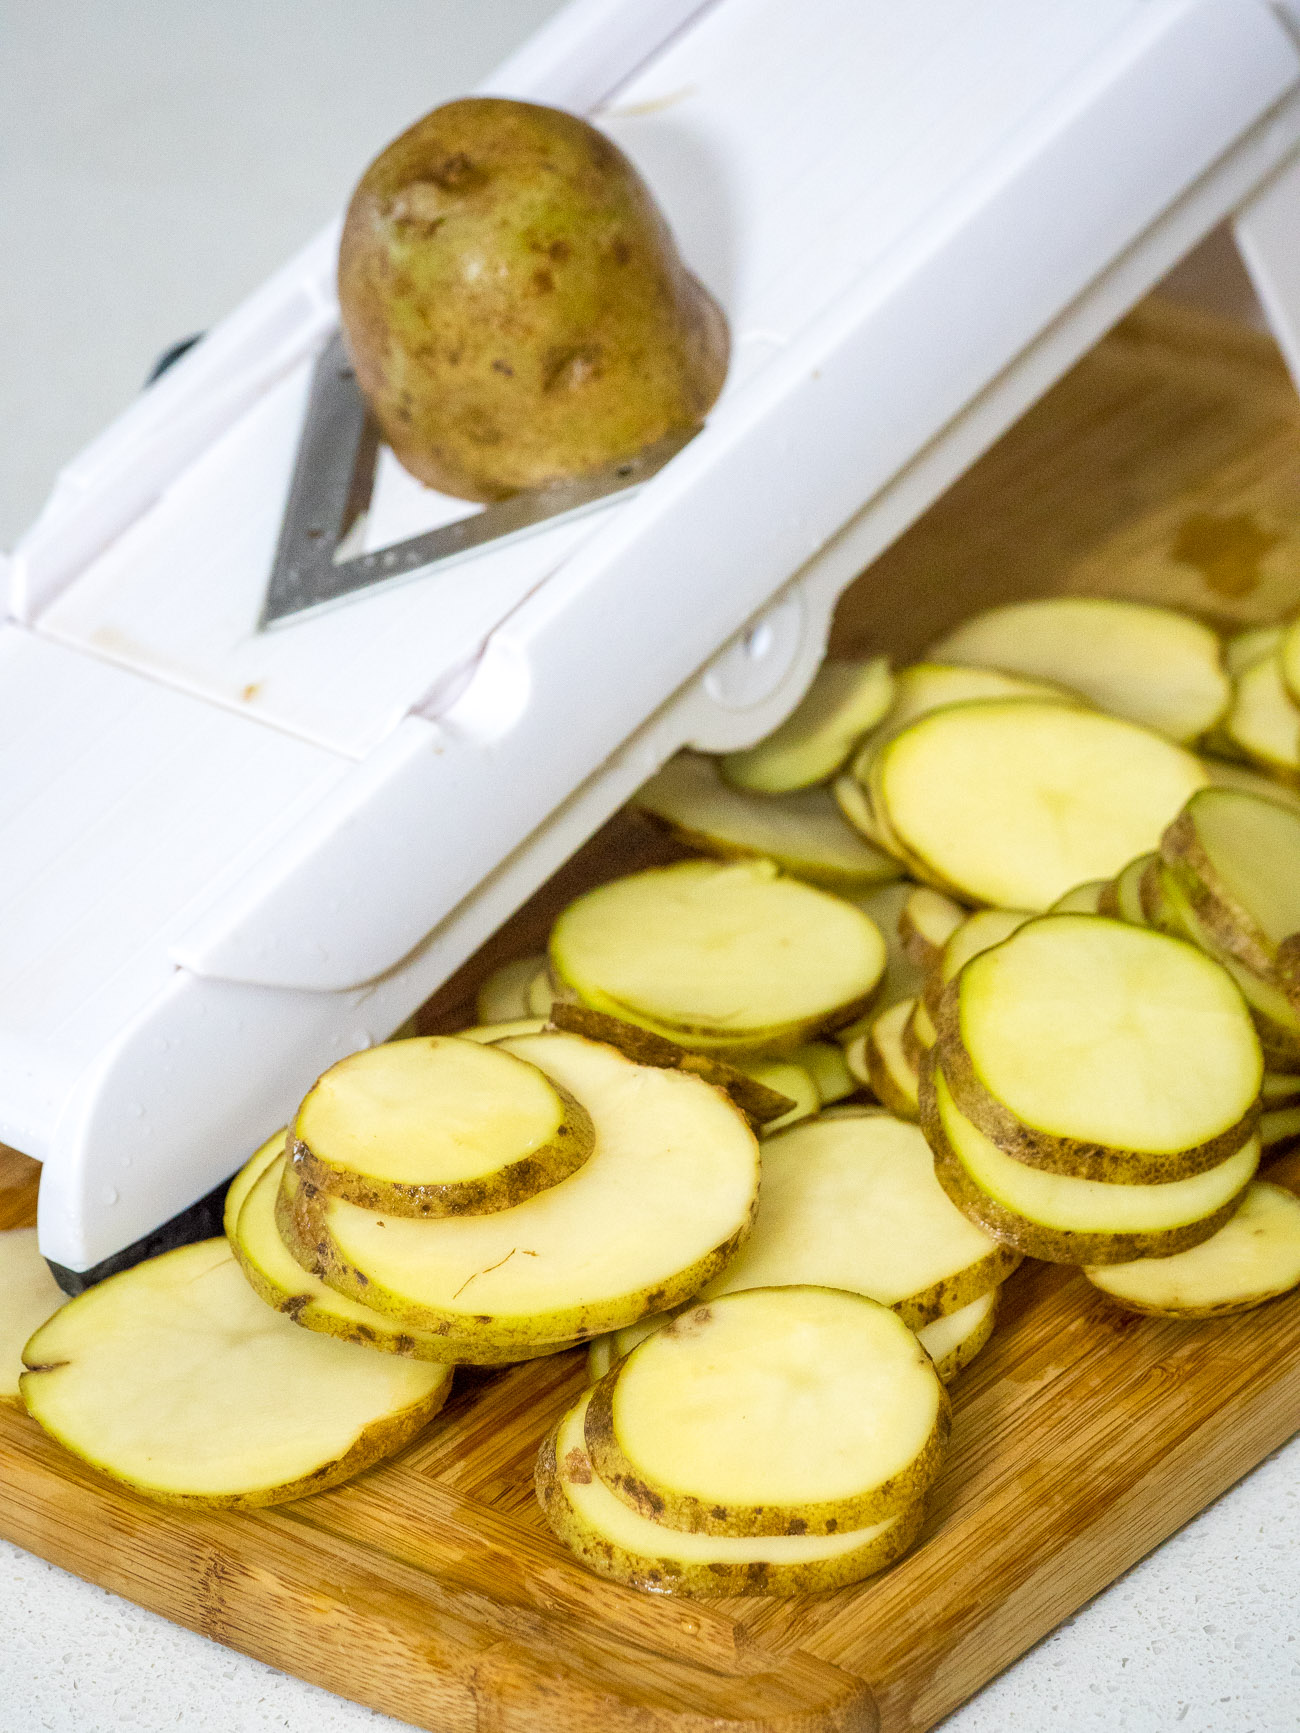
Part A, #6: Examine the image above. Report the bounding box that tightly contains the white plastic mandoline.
[10,0,1300,1281]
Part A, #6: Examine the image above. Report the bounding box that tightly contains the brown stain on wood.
[1169,510,1282,598]
[8,296,1300,1729]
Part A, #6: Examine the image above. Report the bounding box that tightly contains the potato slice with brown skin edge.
[1224,651,1300,780]
[898,887,966,972]
[922,908,1033,1021]
[788,1040,857,1106]
[918,1288,999,1385]
[919,1057,1257,1265]
[1085,1181,1300,1318]
[935,979,1259,1185]
[1049,880,1108,915]
[1202,755,1300,820]
[1162,788,1300,986]
[719,658,894,795]
[275,1032,760,1354]
[536,1390,926,1597]
[233,1157,576,1365]
[289,1037,594,1219]
[946,916,1261,1178]
[905,998,937,1065]
[584,1287,948,1538]
[21,1239,453,1509]
[546,1003,794,1124]
[857,1000,920,1121]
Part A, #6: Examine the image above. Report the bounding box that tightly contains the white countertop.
[2,5,1298,1728]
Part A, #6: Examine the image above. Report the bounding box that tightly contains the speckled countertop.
[2,7,1298,1729]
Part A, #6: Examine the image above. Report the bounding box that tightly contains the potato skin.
[581,1348,949,1539]
[535,1414,927,1597]
[935,982,1259,1184]
[918,1060,1252,1266]
[338,97,728,502]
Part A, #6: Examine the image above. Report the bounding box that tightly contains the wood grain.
[5,296,1300,1731]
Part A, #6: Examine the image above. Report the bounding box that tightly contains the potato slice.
[634,752,900,891]
[944,916,1261,1179]
[927,597,1229,742]
[1226,624,1283,679]
[742,1061,819,1134]
[1099,852,1156,927]
[1085,1181,1300,1317]
[549,859,886,1056]
[853,998,920,1120]
[476,953,548,1025]
[1202,754,1300,819]
[923,1060,1258,1264]
[905,997,937,1063]
[917,1288,998,1385]
[0,1230,66,1400]
[222,1128,287,1238]
[1049,880,1107,915]
[20,1238,452,1508]
[585,1287,947,1537]
[457,1018,549,1044]
[699,1113,1017,1327]
[847,878,928,1014]
[1224,650,1300,777]
[290,1036,594,1218]
[862,661,1082,750]
[719,658,894,794]
[899,887,966,971]
[1162,788,1300,984]
[788,1040,856,1105]
[232,1152,575,1365]
[874,700,1209,911]
[1263,1072,1300,1105]
[922,907,1032,1020]
[537,1388,923,1596]
[278,1032,760,1353]
[1263,1103,1300,1153]
[526,968,557,1018]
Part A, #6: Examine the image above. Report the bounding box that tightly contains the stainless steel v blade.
[259,331,696,629]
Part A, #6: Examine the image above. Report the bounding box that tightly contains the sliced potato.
[636,753,901,889]
[874,700,1209,911]
[1226,624,1283,679]
[917,1288,998,1385]
[546,1002,795,1125]
[585,1286,947,1537]
[906,997,937,1063]
[742,1061,819,1134]
[1162,787,1300,984]
[457,1017,549,1044]
[719,658,894,794]
[862,660,1081,750]
[788,1039,856,1105]
[832,769,900,856]
[847,878,929,1013]
[20,1238,453,1507]
[899,887,966,971]
[549,859,886,1055]
[1263,1103,1300,1153]
[1202,754,1300,818]
[854,998,920,1120]
[922,907,1032,1020]
[1049,879,1107,915]
[277,1031,760,1353]
[699,1113,1017,1327]
[927,597,1229,742]
[290,1036,594,1218]
[1085,1181,1300,1317]
[923,1060,1259,1264]
[1103,852,1156,928]
[537,1388,923,1596]
[222,1128,287,1239]
[943,916,1261,1179]
[526,968,556,1018]
[1263,1072,1300,1105]
[476,954,548,1025]
[1,1229,66,1400]
[232,1152,575,1364]
[1224,650,1300,778]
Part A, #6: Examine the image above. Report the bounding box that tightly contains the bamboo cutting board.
[6,295,1300,1733]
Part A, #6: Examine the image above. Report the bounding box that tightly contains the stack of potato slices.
[921,914,1263,1263]
[539,1286,947,1594]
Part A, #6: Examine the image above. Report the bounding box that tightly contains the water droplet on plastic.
[102,1187,119,1206]
[351,1030,374,1052]
[128,1101,146,1118]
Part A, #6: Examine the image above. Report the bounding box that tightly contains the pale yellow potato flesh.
[1225,651,1300,775]
[1171,787,1300,951]
[1050,881,1107,915]
[719,658,894,794]
[1201,755,1300,819]
[934,1069,1259,1234]
[899,886,966,968]
[1227,625,1284,679]
[916,1288,998,1383]
[222,1129,288,1239]
[476,953,547,1025]
[925,908,1032,1017]
[957,916,1261,1154]
[550,859,885,1039]
[605,1287,943,1513]
[1084,1181,1300,1315]
[876,701,1209,911]
[0,1229,66,1399]
[866,661,1081,745]
[456,1018,549,1044]
[848,878,928,1013]
[852,998,920,1119]
[928,597,1229,742]
[789,1040,857,1105]
[742,1060,819,1134]
[294,1033,759,1341]
[21,1239,452,1506]
[296,1036,575,1188]
[540,1389,919,1596]
[701,1114,1011,1325]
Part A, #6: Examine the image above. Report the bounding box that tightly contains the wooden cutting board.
[6,294,1300,1733]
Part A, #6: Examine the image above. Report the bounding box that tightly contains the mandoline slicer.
[10,0,1300,1289]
